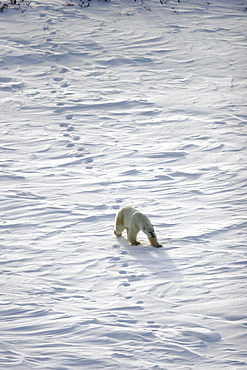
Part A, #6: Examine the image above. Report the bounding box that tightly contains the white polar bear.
[114,206,162,248]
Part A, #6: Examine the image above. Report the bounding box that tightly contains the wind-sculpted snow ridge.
[0,0,246,369]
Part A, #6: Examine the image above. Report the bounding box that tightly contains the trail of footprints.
[58,120,96,167]
[59,121,81,150]
[110,246,221,347]
[110,246,168,336]
[112,245,146,305]
[40,13,89,163]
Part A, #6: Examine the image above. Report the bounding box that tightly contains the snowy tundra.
[0,0,246,369]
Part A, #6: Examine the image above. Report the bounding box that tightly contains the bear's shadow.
[115,236,182,279]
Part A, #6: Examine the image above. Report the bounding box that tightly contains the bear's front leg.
[127,225,140,245]
[130,240,141,245]
[148,236,162,248]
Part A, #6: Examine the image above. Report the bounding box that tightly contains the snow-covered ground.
[1,0,247,368]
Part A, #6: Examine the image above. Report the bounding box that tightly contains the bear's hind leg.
[114,224,124,237]
[114,229,123,237]
[114,211,124,237]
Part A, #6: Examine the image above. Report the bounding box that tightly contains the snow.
[0,0,246,368]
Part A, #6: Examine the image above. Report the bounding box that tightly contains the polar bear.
[114,206,162,248]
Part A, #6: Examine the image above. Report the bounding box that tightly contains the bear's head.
[133,212,157,239]
[141,223,156,239]
[142,226,156,239]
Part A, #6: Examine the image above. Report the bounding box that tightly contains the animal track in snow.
[66,114,73,120]
[72,135,80,141]
[53,77,64,82]
[112,257,121,261]
[61,81,70,88]
[119,270,127,275]
[57,121,94,165]
[59,68,68,74]
[123,282,130,287]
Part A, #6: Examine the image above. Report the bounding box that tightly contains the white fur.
[114,206,162,248]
